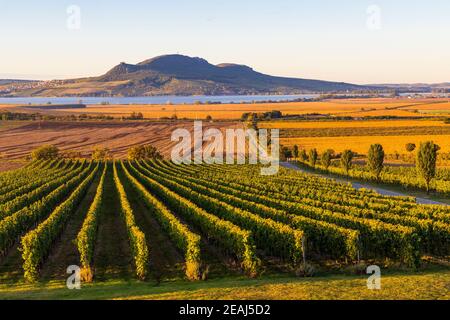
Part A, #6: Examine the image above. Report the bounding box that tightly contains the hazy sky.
[1,0,449,84]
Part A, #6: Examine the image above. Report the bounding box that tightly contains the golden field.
[263,118,449,154]
[341,109,433,117]
[259,119,449,129]
[2,98,449,120]
[1,98,448,158]
[397,101,450,110]
[282,135,450,154]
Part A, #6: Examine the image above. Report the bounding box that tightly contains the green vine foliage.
[0,162,91,257]
[76,162,108,282]
[21,163,100,282]
[113,162,149,280]
[120,161,202,280]
[125,161,261,277]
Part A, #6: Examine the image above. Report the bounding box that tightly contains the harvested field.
[279,126,450,138]
[2,98,449,120]
[342,109,446,117]
[262,119,449,154]
[259,120,450,129]
[261,120,450,138]
[282,135,450,154]
[0,160,27,172]
[398,101,450,111]
[0,120,241,160]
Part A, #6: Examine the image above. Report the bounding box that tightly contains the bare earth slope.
[0,121,240,159]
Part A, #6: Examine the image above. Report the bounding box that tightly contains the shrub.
[31,145,59,161]
[128,145,163,161]
[281,146,293,161]
[91,146,111,161]
[405,143,416,153]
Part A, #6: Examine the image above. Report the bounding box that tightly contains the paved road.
[281,162,448,206]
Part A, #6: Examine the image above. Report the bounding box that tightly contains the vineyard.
[0,159,449,285]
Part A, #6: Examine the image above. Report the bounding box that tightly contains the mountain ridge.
[0,54,375,97]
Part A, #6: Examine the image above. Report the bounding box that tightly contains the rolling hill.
[0,55,373,97]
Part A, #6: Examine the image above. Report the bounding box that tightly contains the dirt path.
[281,162,449,206]
[0,243,23,284]
[39,173,101,280]
[93,166,133,281]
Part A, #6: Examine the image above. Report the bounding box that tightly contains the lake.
[0,94,319,105]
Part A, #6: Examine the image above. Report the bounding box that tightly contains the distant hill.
[370,82,450,93]
[0,55,374,97]
[0,79,37,85]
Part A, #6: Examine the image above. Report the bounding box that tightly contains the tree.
[281,146,293,161]
[340,149,354,174]
[271,110,282,118]
[300,149,308,161]
[405,143,416,153]
[416,141,439,193]
[31,145,59,161]
[263,110,282,120]
[293,145,299,159]
[308,149,318,168]
[321,149,333,169]
[368,144,384,180]
[128,144,163,161]
[129,112,144,120]
[241,113,250,121]
[92,146,111,161]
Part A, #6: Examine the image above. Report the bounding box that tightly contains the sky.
[0,0,449,84]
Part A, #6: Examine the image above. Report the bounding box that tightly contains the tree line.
[286,141,441,193]
[30,144,163,162]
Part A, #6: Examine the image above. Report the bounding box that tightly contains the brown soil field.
[0,120,242,160]
[0,160,26,172]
